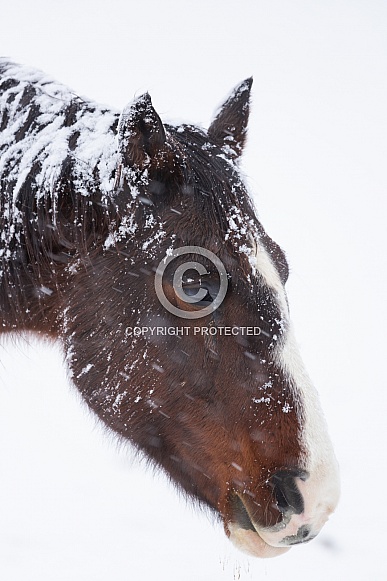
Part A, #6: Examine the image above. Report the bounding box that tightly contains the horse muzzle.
[226,465,340,557]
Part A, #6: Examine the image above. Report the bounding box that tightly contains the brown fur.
[0,61,304,537]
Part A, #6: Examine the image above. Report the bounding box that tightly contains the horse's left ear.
[208,78,253,160]
[118,93,166,169]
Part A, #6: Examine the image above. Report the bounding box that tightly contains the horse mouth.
[229,493,257,532]
[226,494,290,558]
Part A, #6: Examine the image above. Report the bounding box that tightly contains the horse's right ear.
[208,78,253,160]
[118,93,166,169]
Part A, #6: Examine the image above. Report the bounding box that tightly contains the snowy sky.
[0,1,386,579]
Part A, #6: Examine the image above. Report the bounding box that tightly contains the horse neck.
[0,221,60,335]
[0,63,121,336]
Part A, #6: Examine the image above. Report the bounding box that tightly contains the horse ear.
[208,78,253,160]
[118,93,166,168]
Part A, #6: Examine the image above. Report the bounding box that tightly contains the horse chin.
[227,523,290,559]
[226,494,290,558]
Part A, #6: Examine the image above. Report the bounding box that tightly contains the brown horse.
[0,59,339,558]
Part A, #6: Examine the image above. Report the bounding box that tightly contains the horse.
[0,59,340,558]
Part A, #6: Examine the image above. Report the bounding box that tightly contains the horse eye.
[182,280,215,305]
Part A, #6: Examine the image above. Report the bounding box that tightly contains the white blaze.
[253,238,340,545]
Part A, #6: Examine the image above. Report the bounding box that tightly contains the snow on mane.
[0,59,120,202]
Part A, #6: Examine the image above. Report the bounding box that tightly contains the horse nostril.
[300,525,311,539]
[281,525,315,546]
[270,470,306,515]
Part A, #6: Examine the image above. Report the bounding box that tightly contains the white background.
[0,1,386,579]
